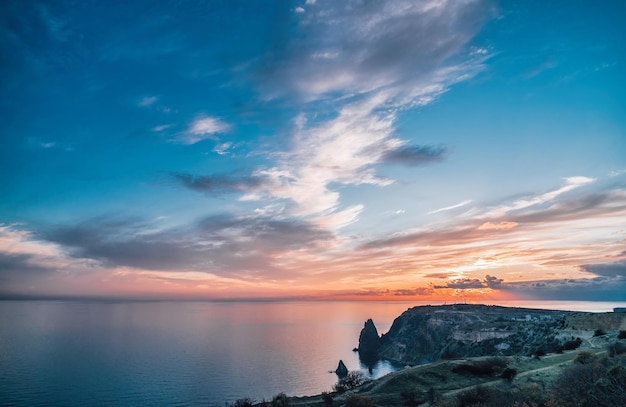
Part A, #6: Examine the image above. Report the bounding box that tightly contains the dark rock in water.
[335,360,348,377]
[358,318,381,359]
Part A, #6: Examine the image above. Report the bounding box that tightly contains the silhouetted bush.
[400,390,421,406]
[563,338,582,350]
[332,382,347,393]
[534,348,546,357]
[335,370,364,391]
[608,341,626,357]
[455,386,491,407]
[270,392,289,407]
[619,330,626,339]
[573,350,596,365]
[232,398,254,407]
[452,358,507,376]
[501,368,517,382]
[345,395,374,407]
[321,391,333,406]
[594,328,606,337]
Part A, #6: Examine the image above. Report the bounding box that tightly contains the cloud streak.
[381,144,446,166]
[176,116,231,145]
[173,173,266,195]
[429,200,473,215]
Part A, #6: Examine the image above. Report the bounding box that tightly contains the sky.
[1,0,625,302]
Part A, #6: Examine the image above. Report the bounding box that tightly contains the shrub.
[345,395,374,407]
[332,382,347,393]
[338,370,364,390]
[455,386,491,407]
[608,341,626,357]
[619,330,626,339]
[501,367,517,382]
[232,398,254,407]
[573,350,596,365]
[451,358,507,376]
[321,391,333,406]
[594,328,606,337]
[271,392,289,407]
[400,390,421,406]
[562,338,582,350]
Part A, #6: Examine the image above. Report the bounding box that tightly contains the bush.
[501,368,517,382]
[271,392,289,407]
[608,341,626,357]
[332,382,347,393]
[321,391,333,406]
[563,338,582,350]
[451,358,507,376]
[573,350,596,365]
[619,330,626,339]
[455,386,491,407]
[400,390,421,407]
[232,399,254,407]
[336,370,364,390]
[594,328,606,337]
[345,395,374,407]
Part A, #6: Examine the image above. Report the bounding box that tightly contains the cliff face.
[372,304,626,365]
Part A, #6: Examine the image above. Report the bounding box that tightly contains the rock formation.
[358,318,381,361]
[335,360,348,377]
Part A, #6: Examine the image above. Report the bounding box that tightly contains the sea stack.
[335,360,348,377]
[358,319,381,360]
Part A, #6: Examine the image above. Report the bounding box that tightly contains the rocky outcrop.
[370,304,626,365]
[335,360,348,377]
[358,319,381,360]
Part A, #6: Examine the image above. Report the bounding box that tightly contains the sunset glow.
[1,0,625,301]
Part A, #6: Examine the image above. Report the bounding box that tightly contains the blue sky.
[1,0,625,300]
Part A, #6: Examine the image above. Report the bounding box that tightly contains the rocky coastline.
[358,303,626,365]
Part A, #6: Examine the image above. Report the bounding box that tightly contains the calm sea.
[0,300,623,406]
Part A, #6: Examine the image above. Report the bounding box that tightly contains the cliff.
[367,304,626,365]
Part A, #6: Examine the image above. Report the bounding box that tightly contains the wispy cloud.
[173,173,265,195]
[237,0,494,229]
[138,95,158,107]
[177,116,231,145]
[485,176,595,218]
[381,144,446,166]
[428,200,473,215]
[259,0,492,101]
[477,221,518,231]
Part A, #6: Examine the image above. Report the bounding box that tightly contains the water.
[0,300,623,406]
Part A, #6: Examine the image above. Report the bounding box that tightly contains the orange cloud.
[478,221,518,230]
